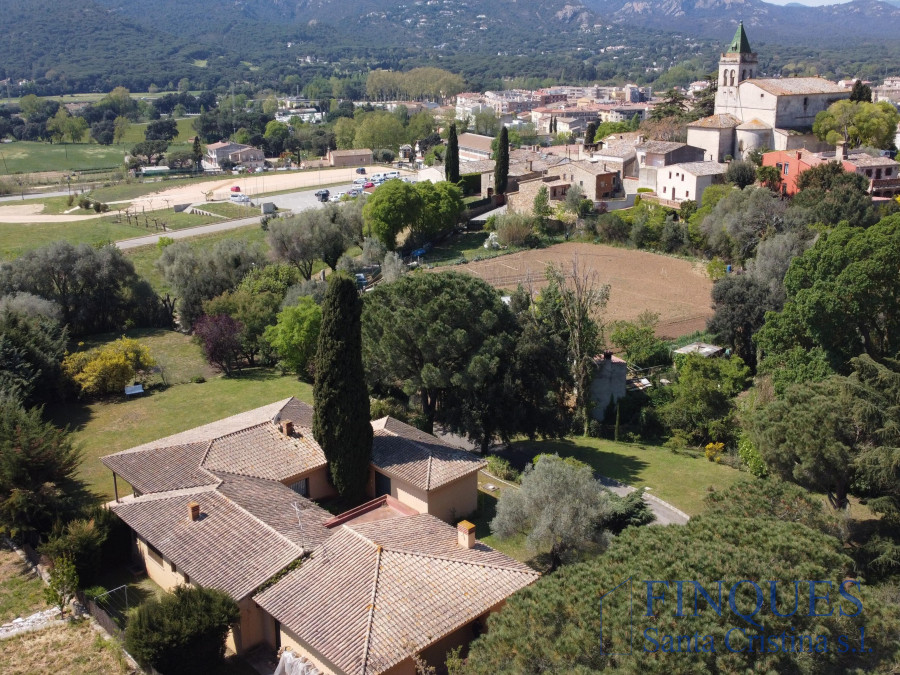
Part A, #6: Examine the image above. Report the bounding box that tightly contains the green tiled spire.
[728,21,752,54]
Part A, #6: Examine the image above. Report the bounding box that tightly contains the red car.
[364,181,375,188]
[230,186,241,192]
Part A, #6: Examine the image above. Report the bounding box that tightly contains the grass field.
[0,209,228,260]
[424,231,525,267]
[0,546,46,623]
[0,619,131,675]
[118,117,196,145]
[499,436,744,516]
[49,359,313,499]
[0,142,127,175]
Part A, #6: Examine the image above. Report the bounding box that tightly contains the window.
[669,171,672,179]
[887,168,893,176]
[663,186,667,193]
[183,573,190,584]
[681,174,684,181]
[686,190,690,198]
[145,541,163,567]
[866,169,873,177]
[776,162,783,173]
[290,477,309,497]
[783,163,789,175]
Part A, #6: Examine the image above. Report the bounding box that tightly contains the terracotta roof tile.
[112,489,302,600]
[202,422,326,481]
[213,472,332,550]
[255,514,538,675]
[635,140,687,154]
[101,442,218,494]
[687,113,742,129]
[370,418,486,490]
[747,77,847,96]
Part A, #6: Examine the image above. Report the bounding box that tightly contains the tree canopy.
[813,100,899,149]
[313,275,372,500]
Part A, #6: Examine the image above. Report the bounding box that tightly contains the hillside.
[581,0,900,40]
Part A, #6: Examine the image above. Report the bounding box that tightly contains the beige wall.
[279,625,341,674]
[426,474,479,523]
[282,466,334,500]
[366,468,479,523]
[136,536,190,592]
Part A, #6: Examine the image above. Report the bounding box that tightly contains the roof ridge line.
[215,487,305,556]
[113,482,221,504]
[359,544,384,675]
[379,546,540,575]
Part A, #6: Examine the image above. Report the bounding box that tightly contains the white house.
[655,161,727,204]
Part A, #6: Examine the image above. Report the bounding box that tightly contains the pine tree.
[494,126,509,196]
[584,121,597,145]
[312,275,372,500]
[849,79,872,103]
[445,123,460,184]
[191,136,203,169]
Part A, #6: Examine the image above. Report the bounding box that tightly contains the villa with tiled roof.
[100,399,516,670]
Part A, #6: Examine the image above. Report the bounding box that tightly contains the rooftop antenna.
[292,500,328,561]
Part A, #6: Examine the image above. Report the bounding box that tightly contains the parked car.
[353,177,368,185]
[314,189,330,202]
[329,192,346,202]
[355,167,366,174]
[363,182,375,188]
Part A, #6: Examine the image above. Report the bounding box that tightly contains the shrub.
[369,397,411,422]
[44,555,78,616]
[704,441,725,462]
[39,517,108,586]
[190,375,206,384]
[737,432,768,477]
[156,236,175,251]
[485,456,521,483]
[495,214,536,247]
[125,585,240,675]
[63,337,155,397]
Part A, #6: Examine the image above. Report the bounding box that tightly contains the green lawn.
[0,141,127,174]
[119,117,196,145]
[501,436,745,516]
[200,202,258,219]
[49,367,313,500]
[0,209,225,261]
[0,546,46,623]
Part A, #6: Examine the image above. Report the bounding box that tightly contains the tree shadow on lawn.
[497,438,650,486]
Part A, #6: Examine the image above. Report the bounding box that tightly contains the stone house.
[457,133,495,162]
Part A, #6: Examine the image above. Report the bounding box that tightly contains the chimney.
[526,160,533,172]
[603,350,613,361]
[836,141,848,160]
[281,420,294,436]
[188,501,200,522]
[457,520,476,549]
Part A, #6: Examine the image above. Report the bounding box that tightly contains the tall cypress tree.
[312,274,372,500]
[494,126,509,196]
[446,123,460,184]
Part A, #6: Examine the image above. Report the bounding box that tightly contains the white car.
[329,192,346,202]
[353,177,368,185]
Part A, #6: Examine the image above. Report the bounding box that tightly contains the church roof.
[736,118,771,130]
[746,78,846,96]
[728,21,752,54]
[688,113,741,129]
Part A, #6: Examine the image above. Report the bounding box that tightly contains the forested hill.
[3,0,900,95]
[581,0,900,41]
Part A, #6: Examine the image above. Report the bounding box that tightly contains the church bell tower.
[715,22,758,113]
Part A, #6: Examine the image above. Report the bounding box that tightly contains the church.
[687,23,848,162]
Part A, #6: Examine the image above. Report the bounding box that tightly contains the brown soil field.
[449,242,713,338]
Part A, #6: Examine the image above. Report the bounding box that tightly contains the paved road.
[114,182,368,250]
[595,475,690,525]
[0,190,69,203]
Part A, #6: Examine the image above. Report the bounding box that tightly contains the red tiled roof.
[254,514,538,675]
[370,417,486,490]
[101,442,218,494]
[202,422,326,481]
[112,488,303,600]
